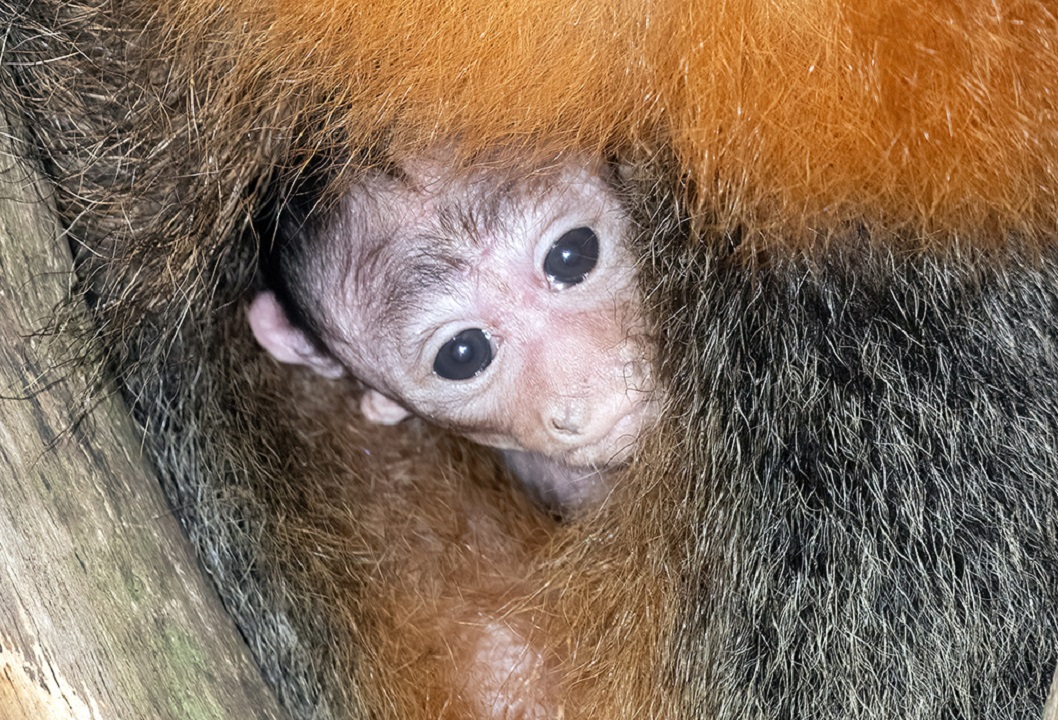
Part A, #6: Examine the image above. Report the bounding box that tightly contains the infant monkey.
[249,152,656,515]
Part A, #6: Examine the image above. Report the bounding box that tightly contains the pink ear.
[247,292,345,379]
[360,389,412,425]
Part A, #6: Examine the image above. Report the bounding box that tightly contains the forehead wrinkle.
[341,231,470,342]
[382,244,469,323]
[328,214,477,353]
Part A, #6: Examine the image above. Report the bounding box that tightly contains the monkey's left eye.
[544,227,599,288]
[433,328,493,381]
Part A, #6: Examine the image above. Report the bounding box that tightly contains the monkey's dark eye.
[433,328,493,380]
[544,227,599,287]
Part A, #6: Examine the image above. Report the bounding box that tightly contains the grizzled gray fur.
[648,231,1058,717]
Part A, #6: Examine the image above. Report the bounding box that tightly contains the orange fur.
[264,365,665,719]
[163,0,1058,242]
[652,0,1058,239]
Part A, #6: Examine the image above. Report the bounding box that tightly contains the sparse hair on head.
[261,152,627,352]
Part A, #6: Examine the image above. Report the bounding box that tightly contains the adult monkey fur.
[5,0,1058,717]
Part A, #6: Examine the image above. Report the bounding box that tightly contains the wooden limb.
[0,78,285,719]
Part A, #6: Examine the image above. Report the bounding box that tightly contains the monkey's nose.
[546,401,590,437]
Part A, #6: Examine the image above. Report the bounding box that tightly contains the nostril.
[547,402,588,436]
[549,416,572,433]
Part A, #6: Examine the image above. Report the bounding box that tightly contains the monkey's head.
[249,154,657,471]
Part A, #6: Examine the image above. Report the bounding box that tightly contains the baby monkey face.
[378,165,651,471]
[345,160,655,469]
[252,156,657,471]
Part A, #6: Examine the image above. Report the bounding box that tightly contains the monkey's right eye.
[544,227,599,288]
[433,328,493,380]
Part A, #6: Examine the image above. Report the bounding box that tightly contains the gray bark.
[0,77,285,719]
